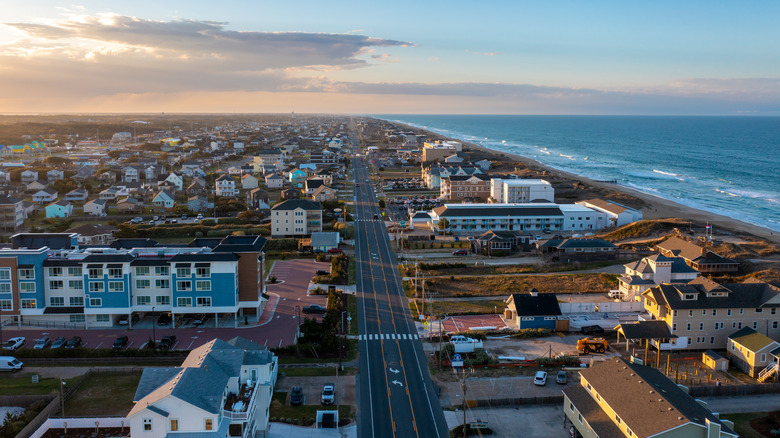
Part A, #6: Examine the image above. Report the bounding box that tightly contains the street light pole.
[151,306,156,346]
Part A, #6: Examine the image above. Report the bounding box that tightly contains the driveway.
[444,406,567,438]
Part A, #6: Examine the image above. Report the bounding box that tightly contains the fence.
[470,395,563,408]
[27,417,127,438]
[690,382,780,398]
[0,395,54,408]
[559,301,643,314]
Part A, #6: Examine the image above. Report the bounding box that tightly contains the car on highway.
[113,336,129,350]
[290,386,304,405]
[65,336,82,349]
[2,337,26,351]
[50,337,67,349]
[33,337,51,349]
[556,370,568,384]
[452,249,469,256]
[321,383,335,405]
[327,248,343,254]
[302,304,327,314]
[533,371,547,386]
[581,325,605,335]
[158,335,177,350]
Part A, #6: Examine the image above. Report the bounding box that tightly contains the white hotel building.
[429,203,608,234]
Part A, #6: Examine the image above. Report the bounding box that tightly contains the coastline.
[380,118,780,245]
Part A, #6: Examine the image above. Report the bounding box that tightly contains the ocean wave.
[717,188,780,204]
[559,153,576,160]
[652,169,687,181]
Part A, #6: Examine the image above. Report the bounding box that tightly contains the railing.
[759,362,779,383]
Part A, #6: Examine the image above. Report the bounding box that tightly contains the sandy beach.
[388,120,780,245]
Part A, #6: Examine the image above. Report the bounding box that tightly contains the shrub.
[199,219,217,226]
[268,276,277,284]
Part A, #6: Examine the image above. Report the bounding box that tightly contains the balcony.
[222,381,257,422]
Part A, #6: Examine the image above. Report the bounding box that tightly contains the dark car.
[157,313,172,326]
[316,269,330,276]
[290,386,304,405]
[452,249,469,256]
[581,325,605,335]
[556,370,568,384]
[51,336,67,349]
[118,313,140,326]
[193,314,210,326]
[64,336,82,349]
[158,335,177,350]
[113,336,129,349]
[302,304,327,314]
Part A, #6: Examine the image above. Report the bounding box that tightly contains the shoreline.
[378,118,780,245]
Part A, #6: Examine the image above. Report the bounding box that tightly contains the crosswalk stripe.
[402,334,407,340]
[391,334,396,340]
[360,333,420,341]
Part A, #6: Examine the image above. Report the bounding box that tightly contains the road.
[352,132,448,437]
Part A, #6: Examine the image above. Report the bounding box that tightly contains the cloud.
[469,51,499,56]
[371,53,398,63]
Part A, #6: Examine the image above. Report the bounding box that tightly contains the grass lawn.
[348,258,356,285]
[424,274,617,297]
[270,391,353,422]
[0,372,68,395]
[280,367,357,377]
[64,371,142,417]
[720,412,767,438]
[409,299,506,317]
[347,294,358,336]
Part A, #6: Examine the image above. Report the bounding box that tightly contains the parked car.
[196,214,204,220]
[118,313,140,326]
[157,313,172,326]
[129,217,143,224]
[302,304,327,314]
[33,337,51,349]
[321,383,335,405]
[316,269,330,276]
[556,370,568,385]
[113,336,129,350]
[581,325,605,335]
[290,386,304,405]
[193,314,210,326]
[0,356,23,372]
[50,337,67,349]
[452,249,469,256]
[2,337,26,351]
[327,248,343,254]
[65,336,82,349]
[533,371,548,386]
[158,335,177,350]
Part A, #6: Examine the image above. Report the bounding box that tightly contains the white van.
[0,356,23,371]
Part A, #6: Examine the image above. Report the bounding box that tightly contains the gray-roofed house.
[564,357,737,438]
[271,199,322,237]
[504,292,562,329]
[618,254,700,301]
[83,198,107,216]
[66,223,118,245]
[128,337,278,437]
[187,195,211,213]
[656,236,739,274]
[537,238,617,262]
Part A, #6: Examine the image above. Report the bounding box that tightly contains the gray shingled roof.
[271,199,322,211]
[433,204,563,218]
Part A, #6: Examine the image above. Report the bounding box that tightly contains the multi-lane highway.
[351,129,447,437]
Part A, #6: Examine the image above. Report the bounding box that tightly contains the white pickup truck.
[449,335,484,353]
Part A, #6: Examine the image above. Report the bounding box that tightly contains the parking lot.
[276,374,357,407]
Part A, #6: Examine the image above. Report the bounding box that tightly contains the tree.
[438,218,450,231]
[378,199,386,209]
[237,210,264,223]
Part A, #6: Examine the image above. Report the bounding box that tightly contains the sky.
[0,1,779,115]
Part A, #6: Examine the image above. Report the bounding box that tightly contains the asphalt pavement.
[352,141,448,438]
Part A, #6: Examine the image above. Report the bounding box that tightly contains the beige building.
[642,277,780,351]
[563,357,737,438]
[0,196,24,231]
[656,236,739,274]
[271,199,322,238]
[617,254,700,300]
[727,327,780,379]
[440,174,491,202]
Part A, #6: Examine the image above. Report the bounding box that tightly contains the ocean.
[375,115,780,233]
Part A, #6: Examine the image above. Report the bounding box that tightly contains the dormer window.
[684,294,695,300]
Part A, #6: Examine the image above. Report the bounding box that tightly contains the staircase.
[758,362,779,383]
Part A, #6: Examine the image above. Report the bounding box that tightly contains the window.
[578,413,583,424]
[773,321,778,329]
[714,323,719,330]
[0,283,9,294]
[686,323,691,331]
[177,297,192,307]
[754,321,758,329]
[672,323,677,331]
[136,279,151,289]
[155,279,170,289]
[702,309,706,316]
[88,268,102,279]
[689,310,693,317]
[108,268,122,278]
[69,280,83,290]
[137,296,151,306]
[713,309,717,317]
[49,280,64,290]
[740,309,744,314]
[733,322,737,328]
[761,353,767,362]
[728,309,732,316]
[69,297,84,306]
[156,296,170,305]
[96,314,109,322]
[50,296,65,306]
[197,297,212,307]
[711,337,715,344]
[0,300,11,310]
[731,342,735,351]
[48,267,63,277]
[155,266,170,276]
[738,322,743,329]
[68,267,82,277]
[569,403,574,412]
[89,297,102,307]
[176,267,191,277]
[0,268,10,280]
[196,280,211,291]
[757,308,764,313]
[135,267,150,276]
[21,299,36,309]
[177,280,192,291]
[673,310,677,317]
[699,322,704,331]
[69,315,85,323]
[773,308,777,315]
[89,282,104,292]
[20,283,35,293]
[170,419,178,432]
[196,267,210,277]
[18,268,35,279]
[204,419,213,431]
[616,415,622,425]
[143,418,152,431]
